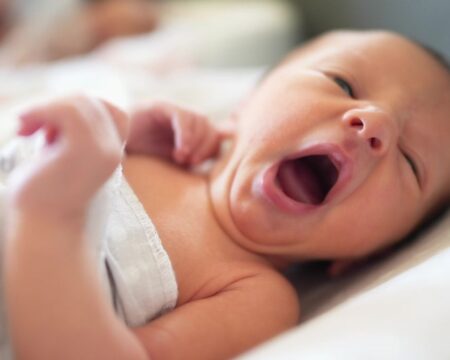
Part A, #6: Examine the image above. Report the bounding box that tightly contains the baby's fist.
[8,95,129,219]
[127,102,227,166]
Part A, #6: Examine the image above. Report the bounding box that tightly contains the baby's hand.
[8,96,129,219]
[126,102,231,166]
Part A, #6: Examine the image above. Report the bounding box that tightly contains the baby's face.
[210,31,450,260]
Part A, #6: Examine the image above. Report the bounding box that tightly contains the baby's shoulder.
[189,260,300,320]
[229,263,301,318]
[134,261,300,359]
[204,262,301,333]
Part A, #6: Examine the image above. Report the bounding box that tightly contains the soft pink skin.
[209,30,450,261]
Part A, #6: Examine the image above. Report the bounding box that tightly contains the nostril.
[349,118,364,129]
[370,137,382,150]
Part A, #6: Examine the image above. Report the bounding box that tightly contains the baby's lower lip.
[254,163,319,214]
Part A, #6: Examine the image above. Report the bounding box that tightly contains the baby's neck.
[123,154,276,304]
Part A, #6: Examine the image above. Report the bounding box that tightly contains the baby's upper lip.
[258,143,353,213]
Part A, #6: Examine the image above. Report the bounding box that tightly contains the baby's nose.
[342,106,395,156]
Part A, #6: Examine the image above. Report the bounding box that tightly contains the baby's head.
[210,30,450,263]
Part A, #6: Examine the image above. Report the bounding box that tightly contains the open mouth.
[276,155,339,205]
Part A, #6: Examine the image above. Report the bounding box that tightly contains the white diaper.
[0,135,178,359]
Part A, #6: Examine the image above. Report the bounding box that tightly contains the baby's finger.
[43,123,60,144]
[20,97,123,150]
[184,115,217,164]
[18,113,61,146]
[17,113,45,136]
[18,100,93,147]
[180,114,210,155]
[100,99,129,143]
[172,112,198,164]
[190,130,221,165]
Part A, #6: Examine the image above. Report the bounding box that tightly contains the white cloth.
[104,171,178,327]
[0,135,178,359]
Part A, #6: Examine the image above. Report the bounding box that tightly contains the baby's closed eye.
[401,149,420,185]
[333,76,355,98]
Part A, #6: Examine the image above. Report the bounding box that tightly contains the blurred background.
[0,0,448,67]
[0,0,448,138]
[296,0,450,59]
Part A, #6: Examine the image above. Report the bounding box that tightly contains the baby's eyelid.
[402,150,420,184]
[332,75,356,98]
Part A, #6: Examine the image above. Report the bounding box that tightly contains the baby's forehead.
[289,30,407,56]
[283,31,449,102]
[286,31,445,75]
[284,31,391,63]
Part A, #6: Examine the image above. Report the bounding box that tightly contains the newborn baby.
[3,30,450,360]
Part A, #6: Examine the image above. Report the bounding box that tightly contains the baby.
[2,30,450,359]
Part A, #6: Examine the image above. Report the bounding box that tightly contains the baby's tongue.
[277,160,323,205]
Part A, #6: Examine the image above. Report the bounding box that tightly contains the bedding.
[241,209,450,359]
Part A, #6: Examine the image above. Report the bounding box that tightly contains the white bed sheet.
[241,209,450,359]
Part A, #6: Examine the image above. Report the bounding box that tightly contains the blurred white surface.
[13,0,79,23]
[0,61,262,146]
[161,0,301,67]
[4,0,301,68]
[240,211,450,360]
[0,0,297,128]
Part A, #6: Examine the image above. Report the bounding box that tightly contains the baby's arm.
[132,268,300,359]
[4,96,148,360]
[126,101,234,166]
